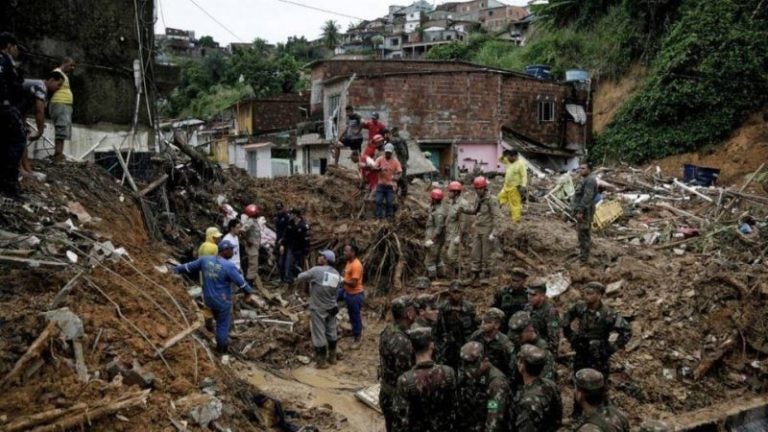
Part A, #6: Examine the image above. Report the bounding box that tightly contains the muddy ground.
[0,158,766,431]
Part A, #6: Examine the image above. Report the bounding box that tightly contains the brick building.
[310,60,590,175]
[231,93,310,136]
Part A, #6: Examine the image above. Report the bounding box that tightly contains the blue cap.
[218,239,236,251]
[319,249,335,263]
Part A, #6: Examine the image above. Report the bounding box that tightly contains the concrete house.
[309,59,591,177]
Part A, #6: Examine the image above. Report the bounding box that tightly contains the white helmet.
[384,143,395,153]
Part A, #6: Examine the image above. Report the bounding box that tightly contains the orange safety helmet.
[448,181,463,192]
[473,176,489,190]
[244,204,260,217]
[430,188,444,201]
[372,134,385,144]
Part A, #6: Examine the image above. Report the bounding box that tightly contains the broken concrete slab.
[67,201,93,223]
[188,396,223,427]
[44,307,84,341]
[105,357,155,389]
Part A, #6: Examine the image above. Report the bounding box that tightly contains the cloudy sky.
[155,0,529,45]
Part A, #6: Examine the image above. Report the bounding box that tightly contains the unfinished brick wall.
[343,71,570,146]
[243,94,309,134]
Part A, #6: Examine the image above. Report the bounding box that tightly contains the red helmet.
[372,134,384,144]
[448,181,463,192]
[244,204,260,217]
[473,176,488,190]
[430,189,444,201]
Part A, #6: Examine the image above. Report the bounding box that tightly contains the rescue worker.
[572,162,598,262]
[435,281,478,369]
[198,227,223,257]
[456,341,511,432]
[443,180,470,278]
[362,134,385,201]
[461,176,505,279]
[280,207,311,283]
[525,278,561,351]
[511,344,563,432]
[363,112,386,144]
[469,308,515,377]
[335,105,364,165]
[392,326,457,432]
[492,267,530,333]
[274,202,290,275]
[507,311,557,385]
[373,143,403,219]
[413,293,439,329]
[19,72,65,178]
[242,204,261,284]
[387,127,409,198]
[0,32,26,199]
[573,368,630,432]
[498,149,527,223]
[296,250,341,369]
[563,282,632,377]
[340,243,365,349]
[424,188,446,279]
[174,240,258,353]
[379,296,416,432]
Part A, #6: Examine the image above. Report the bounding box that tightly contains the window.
[538,101,555,122]
[391,38,400,46]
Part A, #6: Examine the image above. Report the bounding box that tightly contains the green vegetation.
[164,35,326,119]
[427,0,768,163]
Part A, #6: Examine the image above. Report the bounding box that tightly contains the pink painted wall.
[457,143,505,173]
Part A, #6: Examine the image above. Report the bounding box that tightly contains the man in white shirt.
[222,219,242,271]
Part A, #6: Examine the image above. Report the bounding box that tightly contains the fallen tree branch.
[0,321,58,388]
[157,313,205,356]
[693,333,737,380]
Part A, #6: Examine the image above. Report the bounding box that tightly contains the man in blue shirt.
[174,239,256,353]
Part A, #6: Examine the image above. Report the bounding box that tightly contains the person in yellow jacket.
[198,227,223,257]
[498,149,527,223]
[50,57,75,161]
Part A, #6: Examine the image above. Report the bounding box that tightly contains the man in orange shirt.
[372,143,403,219]
[340,243,365,349]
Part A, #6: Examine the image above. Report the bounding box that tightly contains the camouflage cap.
[414,294,436,310]
[519,344,547,366]
[508,311,532,332]
[482,307,505,323]
[584,281,606,294]
[414,276,431,290]
[460,341,484,363]
[449,280,464,292]
[638,420,671,432]
[574,368,606,392]
[525,277,548,294]
[407,326,433,345]
[391,296,414,316]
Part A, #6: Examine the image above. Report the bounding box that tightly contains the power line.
[158,0,168,29]
[185,0,246,42]
[275,0,366,21]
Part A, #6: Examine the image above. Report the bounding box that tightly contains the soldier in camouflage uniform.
[492,267,529,333]
[379,296,416,432]
[507,311,557,386]
[424,189,447,279]
[562,282,632,377]
[572,368,630,432]
[572,162,598,263]
[461,176,505,279]
[456,341,511,432]
[393,326,457,432]
[511,344,563,432]
[443,181,471,278]
[524,278,561,352]
[413,293,439,329]
[435,281,478,370]
[469,308,515,377]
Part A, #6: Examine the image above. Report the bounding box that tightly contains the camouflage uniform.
[393,327,457,432]
[443,195,471,276]
[563,283,632,376]
[242,215,261,281]
[469,309,515,377]
[464,194,504,275]
[379,297,415,432]
[492,268,529,333]
[572,173,598,261]
[412,294,438,331]
[424,202,447,278]
[435,284,478,370]
[507,311,557,387]
[525,284,560,352]
[456,342,511,432]
[572,368,630,432]
[511,345,563,432]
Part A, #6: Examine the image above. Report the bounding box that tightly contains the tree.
[322,20,341,50]
[197,35,217,48]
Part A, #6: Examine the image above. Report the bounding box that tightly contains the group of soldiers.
[378,272,636,432]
